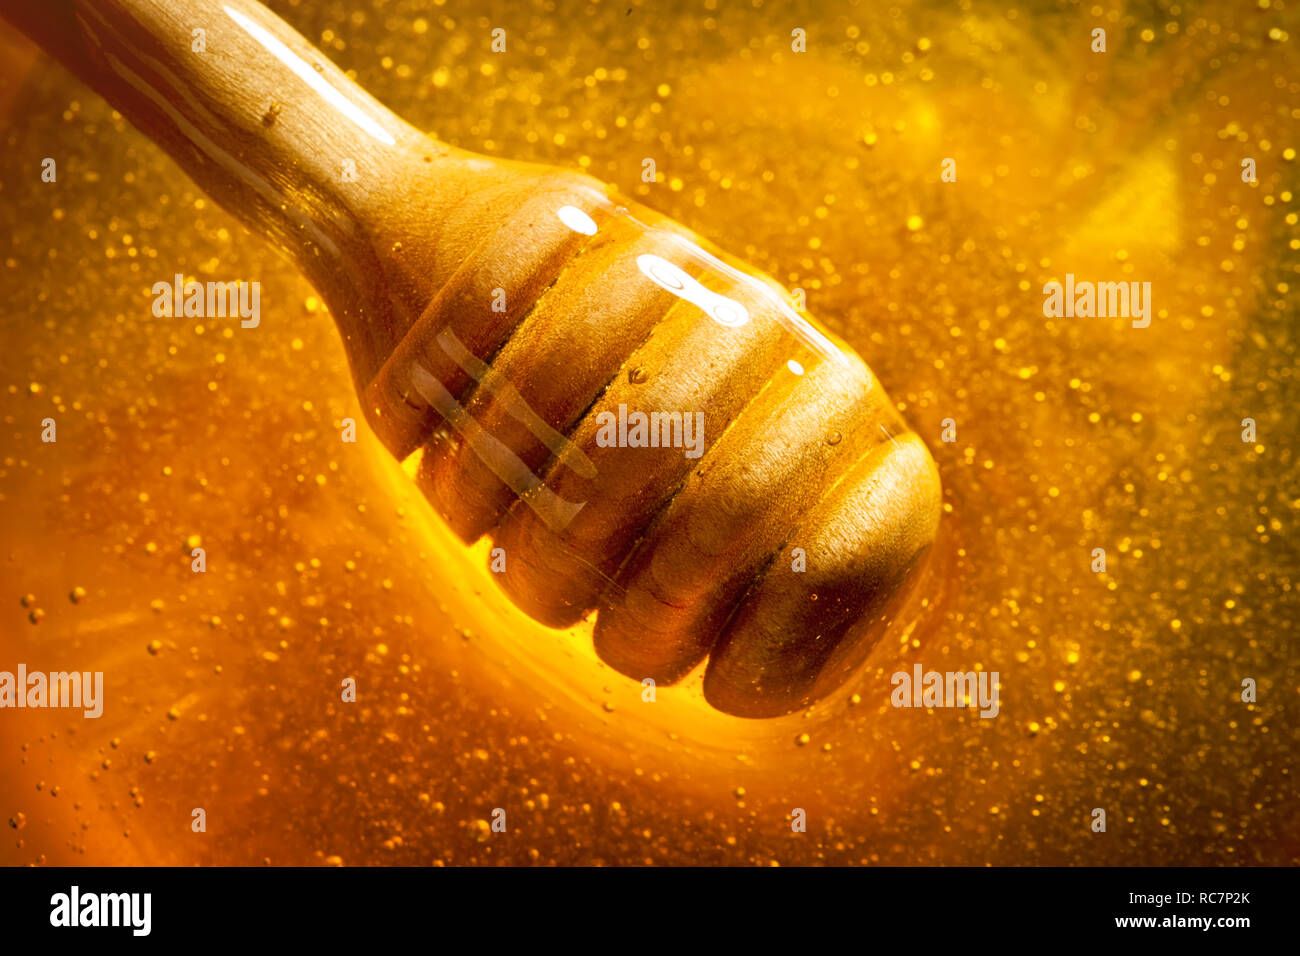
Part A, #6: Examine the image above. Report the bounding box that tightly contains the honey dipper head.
[365,177,943,718]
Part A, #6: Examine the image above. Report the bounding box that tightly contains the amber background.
[1,0,1297,865]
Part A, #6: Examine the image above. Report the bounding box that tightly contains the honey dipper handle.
[0,0,492,387]
[4,0,422,248]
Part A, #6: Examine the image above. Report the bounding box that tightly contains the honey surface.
[1,0,1297,864]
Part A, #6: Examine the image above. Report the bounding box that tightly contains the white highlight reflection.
[636,254,751,328]
[223,5,397,145]
[556,205,598,235]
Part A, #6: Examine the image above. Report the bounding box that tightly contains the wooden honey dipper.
[2,0,943,717]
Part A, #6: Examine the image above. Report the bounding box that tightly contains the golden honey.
[1,0,1297,866]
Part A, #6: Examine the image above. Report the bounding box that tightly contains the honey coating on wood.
[0,0,1297,865]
